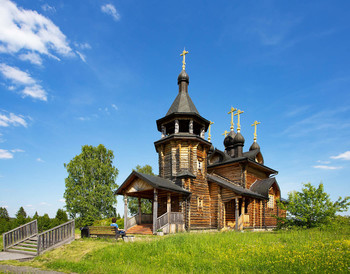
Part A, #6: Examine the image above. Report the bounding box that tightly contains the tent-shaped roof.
[115,171,191,196]
[250,177,280,199]
[166,90,199,116]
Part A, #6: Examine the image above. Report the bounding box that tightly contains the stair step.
[7,249,37,256]
[18,243,38,248]
[11,246,37,251]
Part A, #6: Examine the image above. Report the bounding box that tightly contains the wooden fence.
[37,220,75,255]
[156,212,184,230]
[3,220,38,251]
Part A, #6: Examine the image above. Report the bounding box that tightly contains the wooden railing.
[3,220,37,251]
[169,212,184,224]
[141,214,152,223]
[127,213,153,228]
[156,212,168,230]
[37,220,75,255]
[156,212,184,230]
[127,215,138,228]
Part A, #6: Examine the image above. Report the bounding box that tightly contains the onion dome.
[249,141,260,151]
[233,132,245,145]
[177,70,189,84]
[224,130,236,148]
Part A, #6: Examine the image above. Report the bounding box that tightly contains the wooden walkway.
[0,251,35,261]
[126,224,153,235]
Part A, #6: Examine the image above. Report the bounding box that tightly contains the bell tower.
[154,50,211,182]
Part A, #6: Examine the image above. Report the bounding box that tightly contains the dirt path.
[0,264,68,273]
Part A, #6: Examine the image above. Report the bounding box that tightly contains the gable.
[126,178,153,193]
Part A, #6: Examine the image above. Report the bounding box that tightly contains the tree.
[128,165,154,215]
[38,213,52,231]
[15,206,28,226]
[55,209,68,223]
[0,207,9,221]
[64,144,118,226]
[278,183,350,228]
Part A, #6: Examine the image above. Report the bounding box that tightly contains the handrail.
[2,220,37,251]
[156,212,168,230]
[156,212,184,230]
[37,220,75,255]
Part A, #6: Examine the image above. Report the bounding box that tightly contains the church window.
[197,196,203,210]
[268,194,274,208]
[197,160,203,170]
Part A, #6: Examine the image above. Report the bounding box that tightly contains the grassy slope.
[1,227,349,273]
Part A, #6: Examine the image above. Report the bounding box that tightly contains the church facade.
[115,51,285,234]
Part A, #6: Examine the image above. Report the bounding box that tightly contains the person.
[110,217,126,238]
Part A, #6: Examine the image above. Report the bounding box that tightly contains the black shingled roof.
[115,171,191,195]
[166,89,199,116]
[249,177,279,199]
[207,174,266,199]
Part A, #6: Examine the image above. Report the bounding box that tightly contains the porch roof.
[207,174,266,199]
[114,171,191,196]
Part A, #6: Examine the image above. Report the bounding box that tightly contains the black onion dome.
[177,70,189,84]
[224,130,236,148]
[233,132,245,145]
[249,141,260,151]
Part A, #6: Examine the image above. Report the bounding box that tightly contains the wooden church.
[115,50,285,234]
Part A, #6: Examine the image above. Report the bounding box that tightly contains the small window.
[197,196,203,210]
[197,161,203,170]
[268,194,274,209]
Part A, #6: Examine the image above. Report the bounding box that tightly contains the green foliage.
[15,206,29,226]
[278,183,350,228]
[55,209,68,223]
[128,164,154,215]
[0,207,9,221]
[91,217,124,229]
[8,221,350,273]
[38,214,52,232]
[64,144,119,222]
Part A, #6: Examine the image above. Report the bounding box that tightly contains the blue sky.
[0,0,349,218]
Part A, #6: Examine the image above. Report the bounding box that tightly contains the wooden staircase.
[6,236,38,256]
[126,224,153,235]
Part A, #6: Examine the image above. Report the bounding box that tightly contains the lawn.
[1,224,349,273]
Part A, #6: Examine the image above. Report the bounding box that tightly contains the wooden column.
[153,189,158,234]
[167,193,171,233]
[138,197,142,225]
[242,198,245,228]
[253,200,256,228]
[124,194,128,231]
[235,198,239,231]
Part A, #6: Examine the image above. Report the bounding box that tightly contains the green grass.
[1,226,349,273]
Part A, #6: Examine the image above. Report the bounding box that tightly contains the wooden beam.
[235,198,239,231]
[138,197,142,225]
[124,194,128,231]
[167,193,171,233]
[153,189,158,234]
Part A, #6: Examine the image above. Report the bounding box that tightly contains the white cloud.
[25,204,33,208]
[0,112,27,127]
[19,52,43,65]
[10,149,24,153]
[58,198,65,203]
[74,42,91,50]
[331,151,350,161]
[101,4,120,21]
[0,0,72,56]
[41,4,56,13]
[36,158,44,162]
[22,84,47,101]
[111,104,118,111]
[317,160,330,164]
[76,51,86,63]
[0,63,35,85]
[0,149,13,159]
[0,205,9,208]
[313,165,343,170]
[0,63,47,100]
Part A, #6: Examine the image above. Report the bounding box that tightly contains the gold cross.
[180,49,189,70]
[234,109,244,132]
[251,120,261,142]
[208,121,214,142]
[222,130,229,137]
[227,107,237,131]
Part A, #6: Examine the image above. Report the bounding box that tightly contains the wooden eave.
[156,112,210,131]
[154,133,212,150]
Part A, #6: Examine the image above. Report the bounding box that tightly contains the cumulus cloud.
[313,165,343,170]
[0,149,13,159]
[36,158,44,162]
[0,0,72,56]
[0,63,47,100]
[331,151,350,161]
[0,111,27,127]
[101,4,120,21]
[58,198,65,203]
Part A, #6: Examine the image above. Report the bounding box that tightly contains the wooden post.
[153,189,158,234]
[124,194,128,231]
[260,200,262,228]
[138,197,142,225]
[167,193,171,233]
[235,198,239,231]
[263,201,266,229]
[253,200,256,228]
